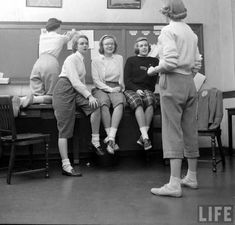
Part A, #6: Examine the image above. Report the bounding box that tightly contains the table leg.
[73,120,80,165]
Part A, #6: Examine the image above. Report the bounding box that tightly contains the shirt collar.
[75,51,84,61]
[169,20,183,25]
[100,54,114,60]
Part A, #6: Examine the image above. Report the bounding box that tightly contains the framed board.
[0,22,204,84]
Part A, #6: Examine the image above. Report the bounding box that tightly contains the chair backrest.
[0,96,17,139]
[197,88,223,130]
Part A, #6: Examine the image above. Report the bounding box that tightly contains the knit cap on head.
[160,0,187,20]
[45,18,62,31]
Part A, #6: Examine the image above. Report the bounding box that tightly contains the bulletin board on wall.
[0,22,204,84]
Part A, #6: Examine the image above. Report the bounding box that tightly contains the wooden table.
[226,107,235,156]
[19,104,84,164]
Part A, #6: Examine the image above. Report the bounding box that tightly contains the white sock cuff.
[187,170,197,176]
[62,158,71,166]
[140,127,148,140]
[109,127,117,139]
[92,134,100,141]
[169,176,181,186]
[105,128,110,136]
[186,170,197,180]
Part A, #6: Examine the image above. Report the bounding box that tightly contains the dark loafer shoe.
[62,169,82,177]
[92,145,105,156]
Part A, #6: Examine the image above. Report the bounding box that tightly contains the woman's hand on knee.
[88,95,99,108]
[136,89,144,96]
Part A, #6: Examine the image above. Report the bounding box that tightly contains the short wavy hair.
[72,34,89,53]
[134,37,151,55]
[99,35,118,55]
[160,0,187,21]
[45,18,62,32]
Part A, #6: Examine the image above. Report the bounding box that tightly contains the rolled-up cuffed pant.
[159,72,199,159]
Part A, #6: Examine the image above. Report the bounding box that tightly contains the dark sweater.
[124,56,159,92]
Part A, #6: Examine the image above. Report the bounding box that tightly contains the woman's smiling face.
[137,40,149,56]
[103,37,115,55]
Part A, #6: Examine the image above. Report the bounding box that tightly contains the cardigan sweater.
[91,54,124,92]
[155,20,202,75]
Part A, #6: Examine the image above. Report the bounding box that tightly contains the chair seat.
[1,133,50,142]
[0,96,50,184]
[198,127,220,137]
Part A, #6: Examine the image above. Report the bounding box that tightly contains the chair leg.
[216,133,225,168]
[7,144,16,184]
[211,136,217,172]
[45,139,49,178]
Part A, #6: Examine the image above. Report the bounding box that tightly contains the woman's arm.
[148,29,178,75]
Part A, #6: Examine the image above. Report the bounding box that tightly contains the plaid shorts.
[124,89,156,110]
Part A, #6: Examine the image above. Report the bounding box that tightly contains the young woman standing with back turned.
[148,0,202,197]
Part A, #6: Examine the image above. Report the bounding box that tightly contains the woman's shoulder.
[92,55,103,62]
[147,56,159,61]
[126,55,137,61]
[65,52,79,63]
[113,54,123,59]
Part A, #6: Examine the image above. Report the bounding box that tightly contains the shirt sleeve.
[91,59,113,92]
[65,57,91,98]
[156,28,179,73]
[61,32,73,44]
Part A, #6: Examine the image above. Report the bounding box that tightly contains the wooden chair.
[0,96,50,184]
[197,88,225,172]
[198,127,225,172]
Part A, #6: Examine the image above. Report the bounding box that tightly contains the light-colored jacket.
[197,88,223,130]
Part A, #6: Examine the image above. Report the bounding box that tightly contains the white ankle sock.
[185,170,197,182]
[140,127,148,140]
[108,127,117,141]
[62,159,73,172]
[169,176,181,189]
[91,134,100,148]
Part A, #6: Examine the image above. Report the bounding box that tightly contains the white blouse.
[59,51,91,98]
